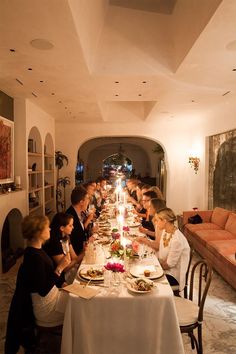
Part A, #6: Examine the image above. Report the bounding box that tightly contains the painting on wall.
[0,116,14,183]
[208,129,236,211]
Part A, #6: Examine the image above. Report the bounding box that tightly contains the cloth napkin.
[62,283,99,299]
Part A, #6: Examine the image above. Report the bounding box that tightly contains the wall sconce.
[189,156,200,173]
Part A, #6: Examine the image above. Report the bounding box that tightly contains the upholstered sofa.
[181,207,236,290]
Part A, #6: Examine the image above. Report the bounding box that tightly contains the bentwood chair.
[171,247,194,297]
[174,260,213,354]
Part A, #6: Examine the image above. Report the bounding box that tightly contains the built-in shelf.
[27,130,55,218]
[29,205,43,213]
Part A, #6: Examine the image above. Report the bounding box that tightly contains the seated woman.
[44,212,82,284]
[138,191,158,239]
[137,207,190,293]
[21,215,70,327]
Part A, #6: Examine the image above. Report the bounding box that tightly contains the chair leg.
[197,324,203,354]
[188,331,195,350]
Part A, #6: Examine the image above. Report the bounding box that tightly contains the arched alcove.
[1,208,24,272]
[76,137,166,195]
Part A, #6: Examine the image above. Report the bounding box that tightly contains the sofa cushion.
[207,239,236,257]
[224,213,236,236]
[211,207,231,228]
[194,229,236,246]
[184,223,221,234]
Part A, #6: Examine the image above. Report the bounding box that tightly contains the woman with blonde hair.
[137,207,190,293]
[155,208,190,291]
[149,186,164,200]
[21,215,70,326]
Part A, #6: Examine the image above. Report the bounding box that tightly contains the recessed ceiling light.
[115,94,119,96]
[142,81,147,84]
[115,81,119,83]
[138,94,142,96]
[222,91,230,96]
[30,38,54,50]
[15,78,24,86]
[51,93,55,95]
[28,68,32,71]
[232,68,236,71]
[9,49,15,52]
[40,80,44,83]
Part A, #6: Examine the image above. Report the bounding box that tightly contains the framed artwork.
[0,116,14,183]
[208,129,236,211]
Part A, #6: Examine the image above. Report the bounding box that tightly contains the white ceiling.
[1,0,236,123]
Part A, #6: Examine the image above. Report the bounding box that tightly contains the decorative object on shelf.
[55,150,69,212]
[189,156,200,173]
[14,176,21,189]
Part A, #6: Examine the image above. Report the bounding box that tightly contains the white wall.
[56,99,236,214]
[0,99,55,273]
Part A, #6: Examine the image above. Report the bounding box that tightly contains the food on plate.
[86,268,104,278]
[144,269,151,277]
[132,279,153,292]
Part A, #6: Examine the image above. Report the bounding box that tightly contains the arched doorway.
[76,137,166,196]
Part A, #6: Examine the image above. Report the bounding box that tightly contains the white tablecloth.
[60,277,184,354]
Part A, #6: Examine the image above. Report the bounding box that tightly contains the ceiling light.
[9,49,15,52]
[28,68,32,71]
[138,94,142,96]
[30,38,54,50]
[115,81,119,83]
[142,81,147,84]
[40,80,44,83]
[232,68,236,71]
[222,91,230,96]
[115,94,119,96]
[51,93,55,95]
[15,78,24,86]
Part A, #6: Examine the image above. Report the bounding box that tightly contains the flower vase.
[111,272,121,287]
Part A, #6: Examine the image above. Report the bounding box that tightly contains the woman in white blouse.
[137,207,190,293]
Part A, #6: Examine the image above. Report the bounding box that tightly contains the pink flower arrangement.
[123,226,130,232]
[104,262,125,273]
[111,232,121,240]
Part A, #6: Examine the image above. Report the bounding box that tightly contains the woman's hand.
[136,236,148,245]
[159,259,170,270]
[139,226,148,234]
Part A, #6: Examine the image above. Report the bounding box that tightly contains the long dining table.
[59,208,185,354]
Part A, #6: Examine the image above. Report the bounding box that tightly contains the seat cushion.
[225,213,236,236]
[207,239,236,256]
[174,297,199,326]
[194,229,236,246]
[211,207,231,228]
[184,223,221,234]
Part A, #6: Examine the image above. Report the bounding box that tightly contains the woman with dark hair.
[44,212,81,284]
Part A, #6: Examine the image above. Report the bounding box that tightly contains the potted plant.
[55,151,70,212]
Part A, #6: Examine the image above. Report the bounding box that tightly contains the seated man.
[66,186,90,257]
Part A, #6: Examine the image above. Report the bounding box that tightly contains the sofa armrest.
[182,210,213,226]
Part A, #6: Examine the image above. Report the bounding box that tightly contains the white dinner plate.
[79,266,104,281]
[126,221,141,228]
[126,278,153,294]
[129,264,164,280]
